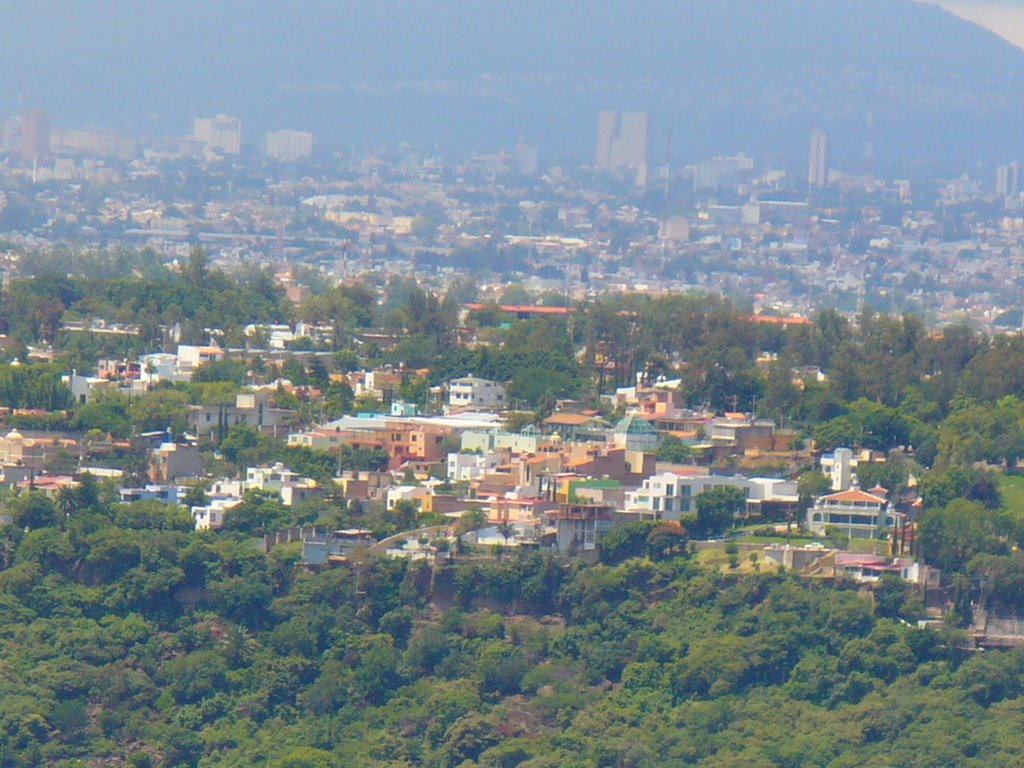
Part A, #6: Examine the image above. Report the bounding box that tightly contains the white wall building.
[265,130,313,162]
[447,450,506,482]
[176,344,224,377]
[448,376,507,410]
[386,485,432,511]
[806,488,897,540]
[624,472,798,522]
[192,497,242,531]
[192,114,241,155]
[821,447,854,491]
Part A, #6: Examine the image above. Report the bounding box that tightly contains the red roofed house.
[807,488,898,540]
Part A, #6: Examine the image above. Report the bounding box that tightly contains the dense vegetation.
[0,481,1020,768]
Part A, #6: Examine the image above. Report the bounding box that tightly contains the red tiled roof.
[464,303,573,315]
[823,489,887,504]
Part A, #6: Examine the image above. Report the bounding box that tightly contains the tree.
[76,390,131,437]
[657,435,693,464]
[187,246,208,284]
[129,389,190,436]
[13,491,57,530]
[274,747,336,768]
[918,499,1011,573]
[919,466,1002,510]
[694,486,746,538]
[798,470,831,513]
[219,423,261,464]
[645,522,689,560]
[598,520,657,564]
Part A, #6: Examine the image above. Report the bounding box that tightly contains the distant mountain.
[4,0,1024,174]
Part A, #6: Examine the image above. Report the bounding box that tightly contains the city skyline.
[1,1,1022,175]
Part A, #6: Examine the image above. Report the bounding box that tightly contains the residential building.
[175,344,224,377]
[97,359,142,381]
[188,390,296,437]
[119,485,181,504]
[551,501,618,554]
[833,553,940,586]
[707,414,777,452]
[386,485,432,512]
[149,442,204,483]
[542,412,608,442]
[806,488,898,540]
[192,497,242,531]
[822,447,854,491]
[245,462,323,507]
[460,426,554,455]
[610,413,660,453]
[447,450,507,482]
[0,429,79,471]
[448,376,507,411]
[63,370,117,405]
[302,529,375,565]
[624,471,798,522]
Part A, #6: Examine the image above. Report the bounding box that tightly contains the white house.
[386,485,432,511]
[176,344,224,377]
[191,497,242,531]
[624,472,798,522]
[447,451,505,482]
[806,488,897,540]
[448,376,507,410]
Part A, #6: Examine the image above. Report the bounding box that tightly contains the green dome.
[614,413,657,435]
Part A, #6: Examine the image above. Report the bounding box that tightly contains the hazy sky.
[940,0,1024,47]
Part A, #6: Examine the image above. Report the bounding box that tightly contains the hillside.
[0,495,1020,767]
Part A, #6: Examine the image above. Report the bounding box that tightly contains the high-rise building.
[997,162,1020,198]
[514,140,539,176]
[20,109,50,164]
[265,129,313,162]
[693,153,755,191]
[51,128,136,161]
[808,126,829,189]
[192,114,242,155]
[595,111,648,183]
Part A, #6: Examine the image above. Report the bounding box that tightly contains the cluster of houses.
[0,352,933,589]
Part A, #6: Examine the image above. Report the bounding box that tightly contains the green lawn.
[1001,474,1024,516]
[735,535,824,545]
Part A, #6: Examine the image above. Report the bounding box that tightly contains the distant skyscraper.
[596,111,619,169]
[192,114,242,154]
[595,111,648,184]
[20,109,50,164]
[808,126,829,189]
[693,153,755,191]
[997,162,1020,198]
[514,140,539,176]
[265,130,313,162]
